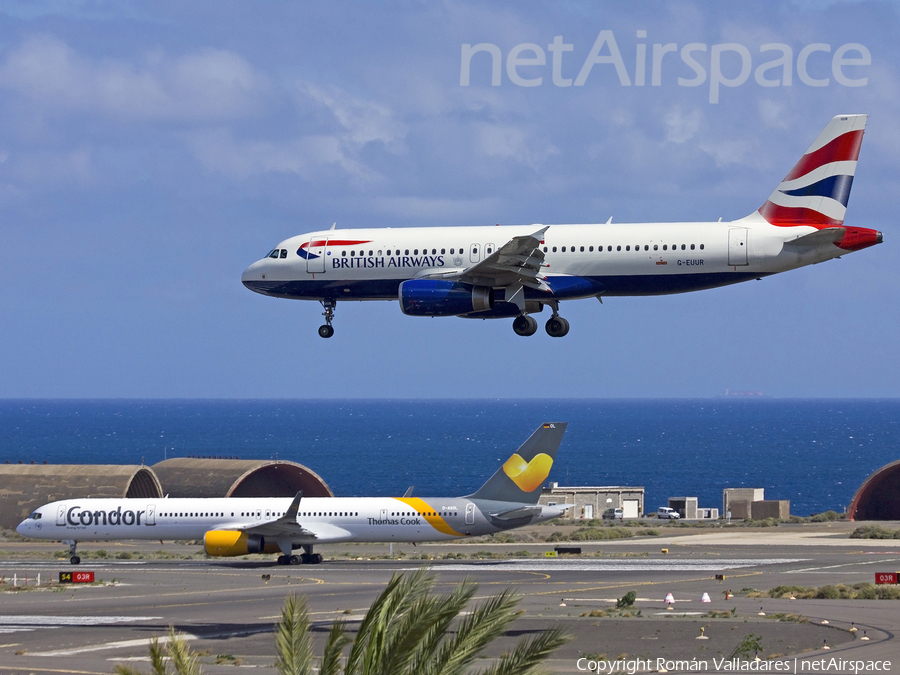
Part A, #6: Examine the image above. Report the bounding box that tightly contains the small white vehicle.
[656,507,681,520]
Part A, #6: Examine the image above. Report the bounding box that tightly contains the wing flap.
[425,226,551,294]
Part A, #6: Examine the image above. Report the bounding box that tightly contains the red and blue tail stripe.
[757,115,866,227]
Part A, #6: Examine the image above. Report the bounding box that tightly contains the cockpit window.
[279,249,287,258]
[267,249,279,258]
[30,511,42,519]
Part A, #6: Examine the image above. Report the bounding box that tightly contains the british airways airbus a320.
[242,114,882,338]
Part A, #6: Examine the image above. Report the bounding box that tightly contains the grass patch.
[850,525,900,539]
[762,583,900,600]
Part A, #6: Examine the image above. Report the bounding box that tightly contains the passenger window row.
[542,243,705,253]
[342,248,461,257]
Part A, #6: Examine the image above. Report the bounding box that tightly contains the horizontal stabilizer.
[783,227,844,249]
[489,505,543,521]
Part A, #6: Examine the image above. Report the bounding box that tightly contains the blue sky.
[0,1,897,398]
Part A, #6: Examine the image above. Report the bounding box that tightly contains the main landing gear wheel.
[300,552,323,564]
[512,315,538,336]
[318,299,336,338]
[545,316,570,338]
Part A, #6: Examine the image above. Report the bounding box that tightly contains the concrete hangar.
[539,482,644,519]
[0,458,332,531]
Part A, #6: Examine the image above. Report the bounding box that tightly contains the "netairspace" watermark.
[460,30,871,103]
[575,656,892,673]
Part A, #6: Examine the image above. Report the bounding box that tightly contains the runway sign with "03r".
[59,571,95,583]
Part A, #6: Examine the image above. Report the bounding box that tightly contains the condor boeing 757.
[242,115,881,338]
[17,423,567,566]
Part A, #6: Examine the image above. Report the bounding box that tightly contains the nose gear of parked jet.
[318,299,336,338]
[512,314,538,336]
[64,539,81,565]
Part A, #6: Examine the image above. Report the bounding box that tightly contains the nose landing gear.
[318,300,336,338]
[64,540,81,565]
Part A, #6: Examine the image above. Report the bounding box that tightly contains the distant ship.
[721,390,767,398]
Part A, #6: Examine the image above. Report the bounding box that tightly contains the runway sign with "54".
[59,571,95,583]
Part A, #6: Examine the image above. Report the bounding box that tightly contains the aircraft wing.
[420,226,550,308]
[221,492,351,544]
[220,491,317,540]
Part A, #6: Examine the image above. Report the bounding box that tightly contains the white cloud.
[0,35,266,121]
[186,128,375,181]
[370,195,504,221]
[663,107,703,143]
[473,122,559,168]
[299,82,406,150]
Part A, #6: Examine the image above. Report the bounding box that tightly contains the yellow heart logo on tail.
[501,452,554,492]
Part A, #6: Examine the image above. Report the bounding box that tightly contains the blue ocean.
[1,399,898,516]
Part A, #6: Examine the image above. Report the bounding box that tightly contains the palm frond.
[319,618,350,675]
[274,593,313,675]
[476,626,572,675]
[401,579,479,675]
[345,568,434,675]
[149,636,167,675]
[114,666,146,675]
[424,588,522,675]
[165,627,201,675]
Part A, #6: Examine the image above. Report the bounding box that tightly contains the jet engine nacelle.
[399,279,493,317]
[204,530,280,557]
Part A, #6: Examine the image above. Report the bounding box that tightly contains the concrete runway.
[1,524,899,674]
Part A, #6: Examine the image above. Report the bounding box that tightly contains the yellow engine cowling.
[204,530,281,557]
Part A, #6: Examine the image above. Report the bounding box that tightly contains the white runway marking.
[389,558,807,572]
[30,633,196,657]
[0,615,161,626]
[787,558,900,573]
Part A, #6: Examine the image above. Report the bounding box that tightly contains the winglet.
[283,491,303,522]
[403,486,414,498]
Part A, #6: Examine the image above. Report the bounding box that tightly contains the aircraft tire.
[300,553,311,564]
[545,317,569,338]
[318,324,334,338]
[312,553,323,564]
[289,555,301,565]
[70,556,81,565]
[512,315,538,336]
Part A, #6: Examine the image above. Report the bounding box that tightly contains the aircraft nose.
[877,231,883,244]
[16,520,28,535]
[241,260,270,293]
